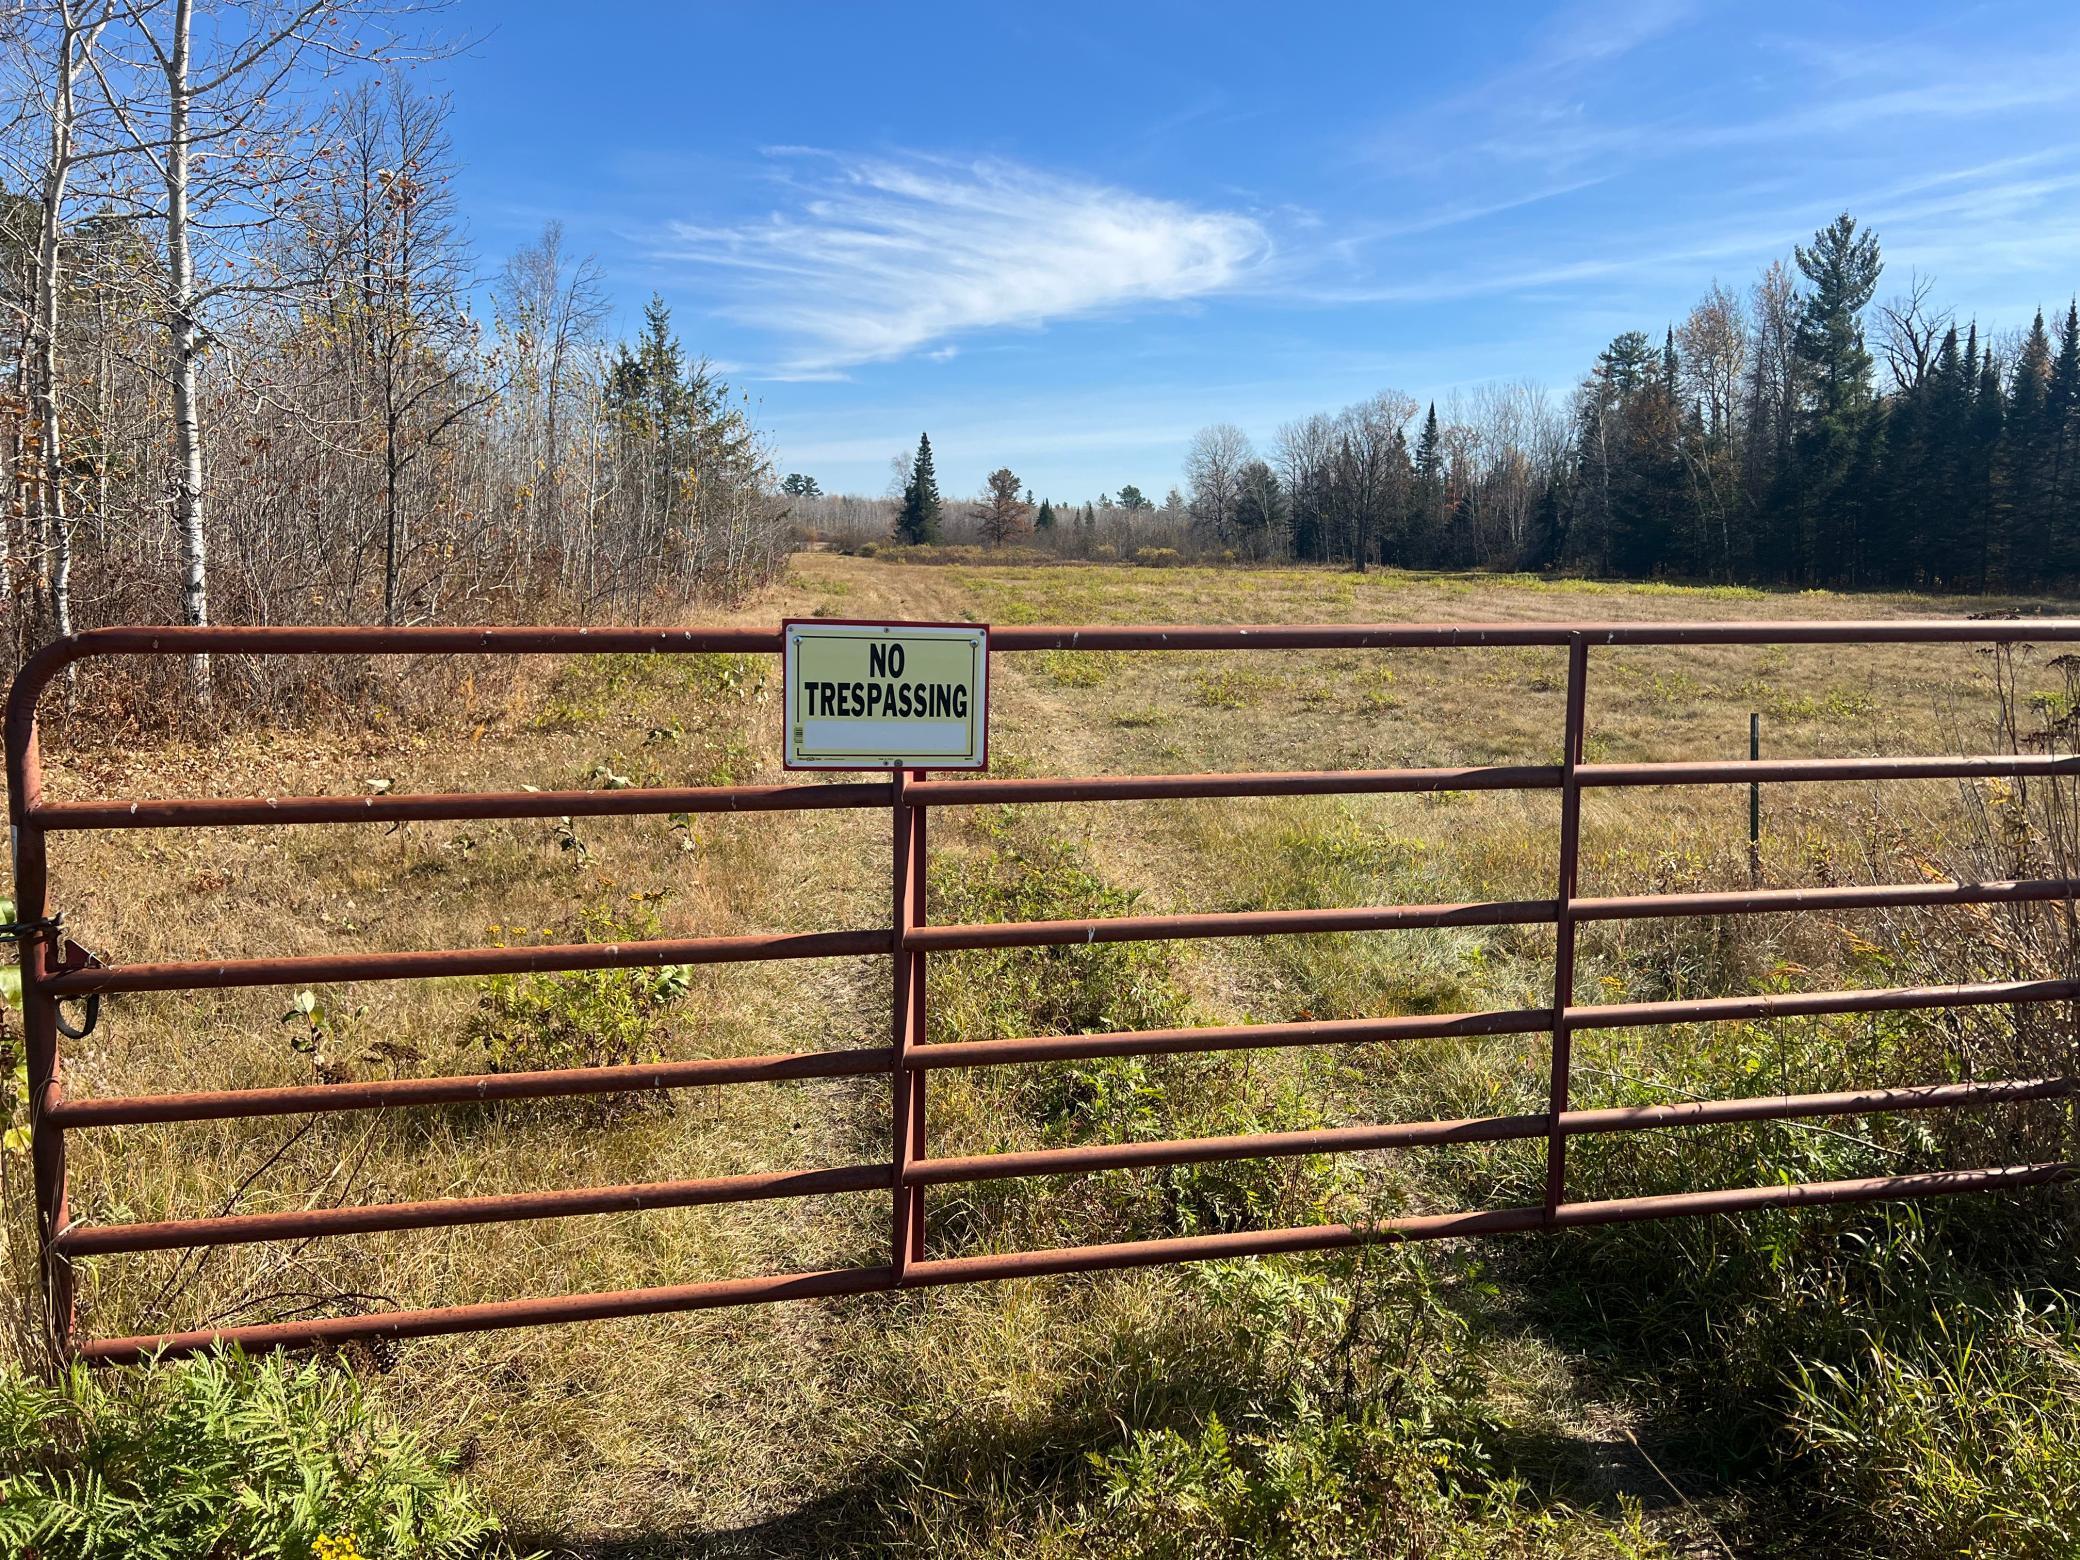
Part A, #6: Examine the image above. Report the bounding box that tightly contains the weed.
[1039,650,1121,688]
[1788,1295,2080,1559]
[0,1351,520,1559]
[1192,666,1264,709]
[279,989,387,1084]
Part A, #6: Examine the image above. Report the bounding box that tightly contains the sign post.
[782,619,989,770]
[780,618,988,1278]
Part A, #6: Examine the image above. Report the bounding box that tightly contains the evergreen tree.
[2051,302,2080,575]
[603,295,744,547]
[606,295,696,507]
[1790,214,1883,581]
[1599,331,1660,394]
[1969,348,2005,590]
[1035,498,1056,531]
[1608,334,1692,577]
[1996,311,2057,587]
[894,432,942,545]
[1923,324,1972,586]
[1568,333,1659,572]
[974,466,1031,547]
[1410,403,1446,560]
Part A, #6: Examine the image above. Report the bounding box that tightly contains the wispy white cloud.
[1283,158,2080,311]
[652,153,1270,371]
[1461,30,2080,175]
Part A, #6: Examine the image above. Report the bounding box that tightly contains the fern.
[0,1351,522,1559]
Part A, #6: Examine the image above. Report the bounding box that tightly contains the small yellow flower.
[314,1536,365,1560]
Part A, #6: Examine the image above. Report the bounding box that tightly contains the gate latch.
[50,936,103,1040]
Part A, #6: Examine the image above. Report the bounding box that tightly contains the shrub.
[467,896,693,1075]
[1082,1398,1661,1559]
[1079,1247,1665,1558]
[0,1352,518,1559]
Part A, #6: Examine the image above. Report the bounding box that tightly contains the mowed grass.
[6,553,2079,1555]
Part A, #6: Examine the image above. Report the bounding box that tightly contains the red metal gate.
[10,620,2080,1365]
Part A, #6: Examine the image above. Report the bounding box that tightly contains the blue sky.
[438,0,2080,501]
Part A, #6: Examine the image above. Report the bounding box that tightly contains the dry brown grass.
[5,554,2076,1552]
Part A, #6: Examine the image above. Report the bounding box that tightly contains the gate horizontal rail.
[9,618,2080,1365]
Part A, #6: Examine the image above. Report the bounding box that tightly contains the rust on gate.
[8,620,2080,1365]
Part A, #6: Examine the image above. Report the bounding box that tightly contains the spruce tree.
[1970,348,2005,590]
[894,432,942,545]
[1035,498,1056,531]
[1412,403,1446,560]
[1996,311,2056,587]
[2049,302,2080,575]
[1923,325,1970,585]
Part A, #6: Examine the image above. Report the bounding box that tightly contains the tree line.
[1183,215,2077,590]
[2,1,788,708]
[804,215,2077,593]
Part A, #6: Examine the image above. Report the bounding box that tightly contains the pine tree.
[1608,340,1691,577]
[974,467,1031,546]
[1790,214,1883,582]
[1035,498,1056,531]
[604,295,733,542]
[894,432,942,545]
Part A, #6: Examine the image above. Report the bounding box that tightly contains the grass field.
[6,553,2080,1557]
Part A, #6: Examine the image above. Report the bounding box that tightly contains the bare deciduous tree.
[1184,422,1249,545]
[1875,271,1952,395]
[495,218,606,577]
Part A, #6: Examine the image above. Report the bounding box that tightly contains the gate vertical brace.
[7,703,72,1365]
[1544,636,1591,1218]
[891,767,928,1278]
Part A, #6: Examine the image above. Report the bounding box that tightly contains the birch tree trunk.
[162,0,210,704]
[31,3,100,643]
